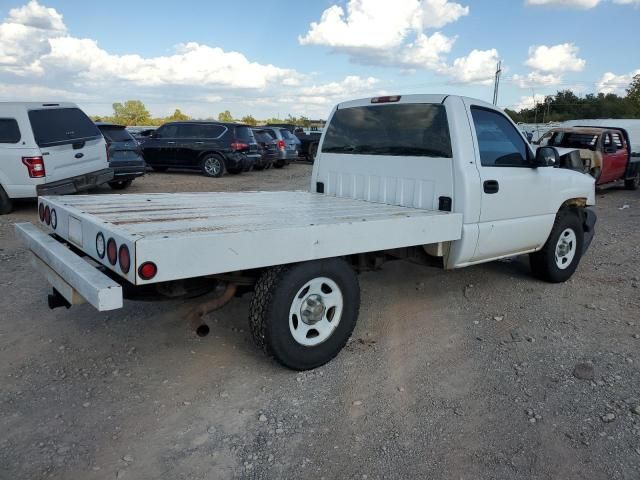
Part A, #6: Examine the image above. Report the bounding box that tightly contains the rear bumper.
[14,222,123,311]
[37,168,114,196]
[111,164,146,181]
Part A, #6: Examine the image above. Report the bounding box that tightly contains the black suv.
[141,121,260,177]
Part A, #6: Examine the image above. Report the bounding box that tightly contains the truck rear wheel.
[529,209,584,283]
[249,258,360,370]
[0,186,13,215]
[108,179,133,190]
[624,174,639,190]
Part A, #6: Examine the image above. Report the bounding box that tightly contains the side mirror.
[533,146,558,168]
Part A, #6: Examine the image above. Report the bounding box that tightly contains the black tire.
[529,209,584,283]
[227,166,243,174]
[151,166,168,172]
[249,258,360,370]
[308,143,318,163]
[0,185,13,215]
[200,154,225,178]
[273,160,285,169]
[624,174,639,190]
[253,164,265,171]
[108,179,133,190]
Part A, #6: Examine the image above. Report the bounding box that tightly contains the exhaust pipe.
[188,283,237,337]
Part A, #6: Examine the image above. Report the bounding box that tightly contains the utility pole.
[492,60,502,106]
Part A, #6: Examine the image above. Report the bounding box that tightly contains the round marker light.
[38,203,45,222]
[44,206,51,226]
[118,245,130,274]
[138,262,157,280]
[96,233,105,259]
[50,209,57,230]
[106,238,117,266]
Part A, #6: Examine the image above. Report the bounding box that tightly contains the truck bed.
[36,191,463,284]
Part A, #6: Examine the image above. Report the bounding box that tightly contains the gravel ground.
[1,163,639,480]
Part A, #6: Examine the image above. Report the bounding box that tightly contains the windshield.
[322,104,452,157]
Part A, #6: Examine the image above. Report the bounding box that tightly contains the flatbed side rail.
[15,222,123,311]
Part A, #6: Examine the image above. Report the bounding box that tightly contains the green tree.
[165,109,190,122]
[627,74,640,113]
[240,115,257,126]
[112,100,151,126]
[218,110,234,122]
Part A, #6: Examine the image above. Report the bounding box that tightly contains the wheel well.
[560,198,587,210]
[198,151,224,161]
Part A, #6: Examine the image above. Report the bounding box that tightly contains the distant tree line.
[506,74,640,123]
[91,100,316,127]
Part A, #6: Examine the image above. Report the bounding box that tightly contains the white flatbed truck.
[16,95,597,370]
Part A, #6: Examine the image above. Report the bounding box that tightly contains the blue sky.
[0,0,639,119]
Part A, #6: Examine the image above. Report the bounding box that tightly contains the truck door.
[466,104,557,261]
[602,131,628,183]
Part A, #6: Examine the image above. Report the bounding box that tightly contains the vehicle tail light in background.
[371,95,401,104]
[38,203,45,222]
[230,140,248,151]
[105,142,110,162]
[106,238,117,265]
[44,205,51,225]
[277,140,285,150]
[118,245,130,274]
[96,233,106,259]
[138,262,157,280]
[22,156,45,178]
[50,208,57,230]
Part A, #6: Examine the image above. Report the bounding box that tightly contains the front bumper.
[37,168,114,196]
[14,222,123,311]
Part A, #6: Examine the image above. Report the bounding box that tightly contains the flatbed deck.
[36,191,463,283]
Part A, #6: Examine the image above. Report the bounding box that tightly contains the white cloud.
[7,0,65,30]
[299,0,495,84]
[446,49,499,84]
[513,94,548,111]
[526,0,601,8]
[512,71,562,88]
[612,0,640,4]
[597,70,640,94]
[525,43,585,73]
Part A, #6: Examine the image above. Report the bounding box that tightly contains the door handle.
[483,180,499,194]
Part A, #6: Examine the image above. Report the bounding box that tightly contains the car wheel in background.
[200,154,225,178]
[308,143,318,163]
[0,186,13,215]
[624,174,639,190]
[108,180,133,190]
[273,160,285,169]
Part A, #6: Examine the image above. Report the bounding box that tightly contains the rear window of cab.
[0,118,21,143]
[28,108,101,147]
[322,103,452,158]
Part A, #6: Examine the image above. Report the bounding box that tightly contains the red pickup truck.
[540,126,640,189]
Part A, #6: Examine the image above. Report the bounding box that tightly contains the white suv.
[0,102,113,214]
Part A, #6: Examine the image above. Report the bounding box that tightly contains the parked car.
[96,123,146,190]
[139,121,260,177]
[126,126,157,144]
[541,126,640,189]
[0,102,113,214]
[261,126,298,167]
[19,94,596,370]
[252,129,277,170]
[267,123,321,162]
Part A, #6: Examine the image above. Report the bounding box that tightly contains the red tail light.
[106,238,117,266]
[44,205,51,225]
[105,142,110,162]
[371,95,401,104]
[230,140,248,151]
[138,262,157,280]
[118,245,130,274]
[22,156,45,178]
[38,203,45,222]
[277,140,285,150]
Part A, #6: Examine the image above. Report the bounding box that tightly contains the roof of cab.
[336,94,497,111]
[0,102,79,109]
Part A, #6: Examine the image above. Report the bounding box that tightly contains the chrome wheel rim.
[555,228,577,270]
[289,277,343,347]
[204,157,221,176]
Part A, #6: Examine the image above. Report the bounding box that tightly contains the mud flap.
[582,208,597,254]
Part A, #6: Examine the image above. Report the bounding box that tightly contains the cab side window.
[155,125,179,138]
[471,108,530,167]
[0,118,21,144]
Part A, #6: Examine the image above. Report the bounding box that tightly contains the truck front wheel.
[530,209,584,283]
[0,186,13,215]
[249,258,360,370]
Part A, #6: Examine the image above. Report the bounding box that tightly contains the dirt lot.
[1,163,639,480]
